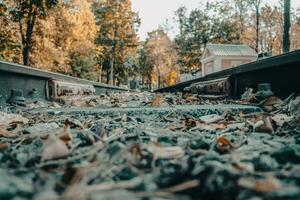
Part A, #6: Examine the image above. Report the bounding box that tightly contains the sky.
[132,0,300,41]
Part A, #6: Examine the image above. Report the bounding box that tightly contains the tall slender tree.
[93,0,140,85]
[283,0,291,53]
[143,29,179,89]
[249,0,263,53]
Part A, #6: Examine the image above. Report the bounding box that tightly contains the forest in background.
[0,0,299,89]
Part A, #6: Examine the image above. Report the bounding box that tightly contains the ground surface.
[0,92,299,200]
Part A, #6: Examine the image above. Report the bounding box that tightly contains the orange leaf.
[151,96,163,107]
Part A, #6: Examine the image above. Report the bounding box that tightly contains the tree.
[138,42,152,88]
[283,0,291,53]
[143,29,179,89]
[174,5,210,73]
[0,2,21,62]
[174,2,240,73]
[260,5,283,55]
[30,0,100,80]
[8,0,58,66]
[248,0,263,52]
[93,0,140,85]
[233,0,249,36]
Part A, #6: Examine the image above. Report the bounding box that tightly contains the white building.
[201,44,258,77]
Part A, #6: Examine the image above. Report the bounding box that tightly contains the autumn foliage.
[0,0,299,88]
[142,29,180,89]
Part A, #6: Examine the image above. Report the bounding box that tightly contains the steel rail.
[156,50,300,99]
[0,61,128,105]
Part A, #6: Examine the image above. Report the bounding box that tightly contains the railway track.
[0,61,127,106]
[156,50,300,99]
[0,58,299,200]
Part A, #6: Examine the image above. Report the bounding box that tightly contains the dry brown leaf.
[259,96,283,112]
[185,95,199,103]
[255,125,273,134]
[49,102,61,108]
[151,96,163,107]
[199,114,223,124]
[248,115,263,124]
[58,124,73,146]
[255,116,273,134]
[238,175,281,193]
[215,136,234,153]
[0,127,19,138]
[167,122,186,131]
[65,119,84,129]
[0,142,10,150]
[86,133,95,145]
[162,179,200,193]
[241,88,256,102]
[211,123,227,130]
[148,143,184,159]
[42,135,69,161]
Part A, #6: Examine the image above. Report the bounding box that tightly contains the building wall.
[202,56,257,76]
[204,61,214,76]
[221,58,252,70]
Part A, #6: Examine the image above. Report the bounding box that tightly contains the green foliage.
[174,2,241,73]
[93,0,140,85]
[69,52,98,80]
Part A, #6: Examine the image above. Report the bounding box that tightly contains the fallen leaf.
[86,133,95,145]
[0,127,19,138]
[148,143,184,159]
[255,125,273,134]
[65,119,84,129]
[0,142,10,150]
[42,135,69,161]
[58,124,73,146]
[259,96,283,112]
[194,122,217,131]
[238,175,281,193]
[49,102,61,108]
[211,123,227,130]
[199,114,223,124]
[185,95,199,103]
[215,136,234,153]
[241,88,256,102]
[0,112,29,127]
[255,116,273,134]
[151,96,163,107]
[167,122,186,131]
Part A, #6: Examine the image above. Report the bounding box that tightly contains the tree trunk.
[157,69,161,89]
[21,7,37,66]
[98,64,103,82]
[255,5,260,53]
[106,69,109,84]
[22,45,30,66]
[109,57,114,85]
[283,0,291,53]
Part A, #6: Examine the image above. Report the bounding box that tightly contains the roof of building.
[203,44,258,58]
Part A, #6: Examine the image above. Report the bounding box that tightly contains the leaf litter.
[0,92,299,200]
